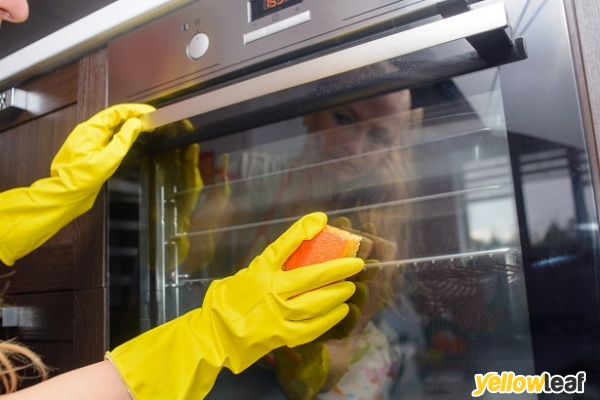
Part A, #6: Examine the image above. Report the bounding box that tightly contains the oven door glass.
[112,0,600,398]
[152,66,534,398]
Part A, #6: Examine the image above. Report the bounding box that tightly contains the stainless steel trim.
[175,248,522,287]
[140,1,508,131]
[0,87,27,117]
[175,185,506,238]
[375,248,520,268]
[1,306,38,328]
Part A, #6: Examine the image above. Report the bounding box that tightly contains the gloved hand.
[272,278,369,400]
[0,103,155,266]
[106,212,364,400]
[273,217,399,399]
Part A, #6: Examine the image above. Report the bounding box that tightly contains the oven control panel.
[108,0,440,105]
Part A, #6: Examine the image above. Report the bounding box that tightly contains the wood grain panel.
[572,2,600,131]
[0,105,78,190]
[0,243,74,294]
[9,341,76,389]
[1,288,106,379]
[29,341,75,377]
[2,291,74,341]
[77,48,108,121]
[73,288,107,365]
[71,48,110,291]
[567,0,600,223]
[0,62,79,132]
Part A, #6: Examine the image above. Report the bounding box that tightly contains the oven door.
[107,0,600,398]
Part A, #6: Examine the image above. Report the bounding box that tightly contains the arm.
[2,361,131,400]
[0,103,155,266]
[105,212,364,400]
[2,213,362,399]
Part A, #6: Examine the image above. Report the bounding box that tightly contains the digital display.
[250,0,303,21]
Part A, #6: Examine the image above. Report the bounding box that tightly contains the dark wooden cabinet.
[0,49,108,383]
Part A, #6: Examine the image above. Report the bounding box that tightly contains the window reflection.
[463,155,519,248]
[516,144,596,249]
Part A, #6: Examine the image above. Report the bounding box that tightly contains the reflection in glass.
[146,66,537,398]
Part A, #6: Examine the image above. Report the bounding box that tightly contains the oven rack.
[173,247,521,288]
[171,184,508,241]
[168,123,495,200]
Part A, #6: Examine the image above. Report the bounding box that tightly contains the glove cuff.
[103,355,136,399]
[106,308,225,400]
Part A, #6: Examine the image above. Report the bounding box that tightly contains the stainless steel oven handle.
[140,1,509,131]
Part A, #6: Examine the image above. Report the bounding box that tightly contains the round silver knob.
[187,32,210,60]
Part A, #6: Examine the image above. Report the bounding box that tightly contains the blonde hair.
[0,339,49,393]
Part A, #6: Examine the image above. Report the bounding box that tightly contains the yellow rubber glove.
[274,218,399,399]
[0,104,155,266]
[106,212,364,400]
[273,279,368,400]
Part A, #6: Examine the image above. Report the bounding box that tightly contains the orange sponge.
[284,225,363,270]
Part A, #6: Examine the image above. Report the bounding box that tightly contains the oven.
[106,0,600,398]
